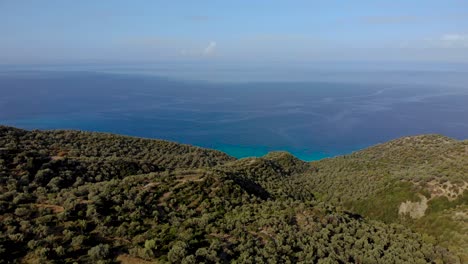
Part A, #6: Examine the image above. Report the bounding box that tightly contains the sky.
[1,1,468,64]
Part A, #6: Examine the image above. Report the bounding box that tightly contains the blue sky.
[1,1,468,64]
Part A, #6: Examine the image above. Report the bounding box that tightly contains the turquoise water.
[6,115,347,161]
[1,70,468,161]
[214,145,337,161]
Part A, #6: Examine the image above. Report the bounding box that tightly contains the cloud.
[178,41,217,57]
[123,37,170,46]
[185,15,213,22]
[242,34,318,43]
[203,41,217,55]
[360,15,420,24]
[438,34,468,48]
[402,33,468,50]
[441,34,468,42]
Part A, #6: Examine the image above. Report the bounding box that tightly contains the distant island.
[0,126,466,263]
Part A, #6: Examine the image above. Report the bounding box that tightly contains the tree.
[168,241,188,263]
[88,244,110,261]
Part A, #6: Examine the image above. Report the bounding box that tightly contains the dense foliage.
[0,126,465,263]
[305,135,468,262]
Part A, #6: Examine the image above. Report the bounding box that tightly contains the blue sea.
[1,63,468,161]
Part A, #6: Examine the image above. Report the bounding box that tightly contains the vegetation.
[0,126,466,263]
[306,135,468,262]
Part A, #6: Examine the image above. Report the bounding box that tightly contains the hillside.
[306,135,468,262]
[0,126,465,263]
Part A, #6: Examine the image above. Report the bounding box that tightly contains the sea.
[1,62,468,161]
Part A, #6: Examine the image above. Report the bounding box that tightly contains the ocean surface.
[1,64,468,161]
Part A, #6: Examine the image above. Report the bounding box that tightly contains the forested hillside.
[306,135,468,262]
[0,126,465,263]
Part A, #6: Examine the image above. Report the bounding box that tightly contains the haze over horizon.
[2,1,468,65]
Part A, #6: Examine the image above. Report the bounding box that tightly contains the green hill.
[305,135,468,262]
[0,126,465,263]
